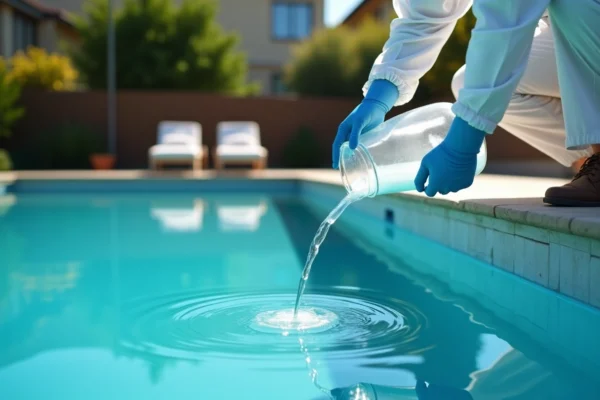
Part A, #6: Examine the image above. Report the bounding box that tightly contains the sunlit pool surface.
[0,192,599,399]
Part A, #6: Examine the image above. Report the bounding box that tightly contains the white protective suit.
[364,0,600,167]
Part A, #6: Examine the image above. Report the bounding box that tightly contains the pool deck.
[1,169,599,309]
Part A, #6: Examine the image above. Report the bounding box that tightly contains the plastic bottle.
[339,102,487,198]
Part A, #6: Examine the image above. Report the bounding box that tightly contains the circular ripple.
[120,288,427,361]
[252,308,339,334]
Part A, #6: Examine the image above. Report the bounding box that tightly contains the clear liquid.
[293,193,362,317]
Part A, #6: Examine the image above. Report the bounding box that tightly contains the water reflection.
[150,198,205,232]
[0,193,16,216]
[330,380,472,400]
[324,347,566,399]
[0,194,302,386]
[217,197,268,232]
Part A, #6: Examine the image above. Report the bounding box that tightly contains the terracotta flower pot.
[90,153,116,170]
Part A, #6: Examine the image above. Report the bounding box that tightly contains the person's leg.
[543,0,600,206]
[451,15,592,168]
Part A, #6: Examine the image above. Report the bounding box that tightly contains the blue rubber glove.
[414,116,486,197]
[332,79,399,169]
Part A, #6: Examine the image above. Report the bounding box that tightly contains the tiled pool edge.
[3,170,598,309]
[307,200,600,375]
[300,180,600,311]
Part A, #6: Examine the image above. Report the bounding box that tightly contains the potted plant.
[90,152,116,170]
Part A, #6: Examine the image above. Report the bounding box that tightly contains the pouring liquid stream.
[293,190,364,318]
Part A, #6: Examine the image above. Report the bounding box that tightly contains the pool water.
[0,192,599,399]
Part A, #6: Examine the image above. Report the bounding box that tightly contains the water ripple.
[120,288,427,362]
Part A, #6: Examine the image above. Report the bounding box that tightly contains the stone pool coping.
[0,169,597,239]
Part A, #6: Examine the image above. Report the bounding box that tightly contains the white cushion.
[158,121,202,146]
[217,122,260,145]
[215,145,267,161]
[161,133,196,145]
[149,144,203,160]
[221,133,258,146]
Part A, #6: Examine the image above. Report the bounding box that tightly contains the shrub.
[346,17,391,92]
[282,125,323,168]
[8,47,79,91]
[0,149,12,171]
[284,26,358,98]
[0,58,25,140]
[35,123,105,169]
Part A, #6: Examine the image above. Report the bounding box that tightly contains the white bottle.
[339,102,487,198]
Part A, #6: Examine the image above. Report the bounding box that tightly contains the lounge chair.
[149,121,208,170]
[213,121,268,169]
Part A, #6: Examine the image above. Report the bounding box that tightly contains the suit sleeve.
[451,0,551,133]
[363,0,473,107]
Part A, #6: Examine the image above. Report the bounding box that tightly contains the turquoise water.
[0,192,599,399]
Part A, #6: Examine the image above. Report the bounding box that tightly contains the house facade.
[0,0,78,58]
[30,0,325,95]
[216,0,325,95]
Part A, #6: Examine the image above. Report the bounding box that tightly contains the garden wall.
[8,91,552,169]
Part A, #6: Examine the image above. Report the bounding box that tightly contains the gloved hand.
[332,79,399,169]
[414,116,486,197]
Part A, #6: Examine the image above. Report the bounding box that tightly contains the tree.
[284,26,359,98]
[285,12,476,100]
[346,17,391,94]
[72,0,257,94]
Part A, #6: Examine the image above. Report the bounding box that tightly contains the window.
[12,12,37,54]
[271,72,287,94]
[272,2,314,41]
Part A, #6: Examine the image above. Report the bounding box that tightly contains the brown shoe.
[544,153,600,206]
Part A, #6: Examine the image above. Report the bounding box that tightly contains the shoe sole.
[543,196,600,207]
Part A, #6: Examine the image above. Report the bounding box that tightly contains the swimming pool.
[0,186,599,399]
